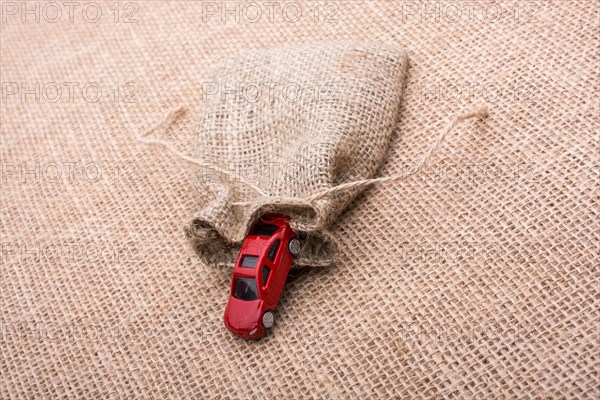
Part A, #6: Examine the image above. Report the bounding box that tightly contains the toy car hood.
[224,297,263,331]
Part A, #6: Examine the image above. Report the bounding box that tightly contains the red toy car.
[224,214,301,340]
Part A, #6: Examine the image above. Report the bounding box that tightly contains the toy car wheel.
[262,311,275,328]
[288,238,301,256]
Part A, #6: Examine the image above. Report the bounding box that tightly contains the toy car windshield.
[251,224,279,237]
[233,276,259,301]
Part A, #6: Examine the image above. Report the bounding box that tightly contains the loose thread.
[136,106,268,197]
[138,104,489,206]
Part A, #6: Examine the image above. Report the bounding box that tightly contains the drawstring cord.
[137,104,489,204]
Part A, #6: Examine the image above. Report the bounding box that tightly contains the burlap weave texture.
[1,1,598,398]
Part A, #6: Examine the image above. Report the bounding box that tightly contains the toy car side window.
[241,255,258,268]
[262,266,271,287]
[251,224,279,237]
[267,240,280,262]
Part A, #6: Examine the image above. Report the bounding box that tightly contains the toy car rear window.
[240,255,258,268]
[251,224,279,237]
[233,277,259,301]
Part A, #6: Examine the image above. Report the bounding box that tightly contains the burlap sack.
[185,41,408,268]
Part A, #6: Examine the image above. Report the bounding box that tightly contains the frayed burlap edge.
[185,198,339,268]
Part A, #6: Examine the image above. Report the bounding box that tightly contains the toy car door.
[262,238,284,306]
